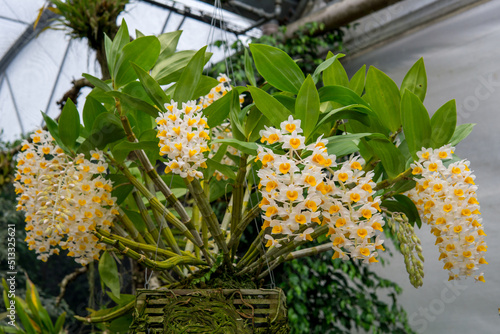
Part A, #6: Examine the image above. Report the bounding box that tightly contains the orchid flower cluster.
[14,129,117,265]
[406,145,487,282]
[256,116,385,264]
[198,74,244,109]
[156,101,210,180]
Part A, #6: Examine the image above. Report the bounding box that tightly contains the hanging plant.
[13,19,487,332]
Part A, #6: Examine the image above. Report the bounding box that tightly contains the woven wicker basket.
[130,288,288,333]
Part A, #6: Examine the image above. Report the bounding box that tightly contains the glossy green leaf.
[203,90,232,127]
[58,99,80,150]
[318,85,370,107]
[245,105,270,142]
[382,195,422,228]
[449,123,475,146]
[131,63,169,113]
[401,90,431,159]
[248,86,291,127]
[82,73,111,92]
[112,140,159,163]
[244,48,257,87]
[157,30,182,60]
[78,113,126,154]
[312,52,345,85]
[364,66,401,132]
[82,96,106,130]
[113,36,161,88]
[400,58,427,102]
[229,90,245,141]
[206,158,237,180]
[430,100,457,148]
[173,46,207,103]
[392,179,417,195]
[295,75,320,138]
[249,43,305,94]
[152,50,212,85]
[41,111,68,152]
[54,312,66,334]
[108,174,134,204]
[212,138,258,156]
[107,91,159,118]
[98,251,121,300]
[135,29,145,38]
[325,133,371,157]
[349,64,366,96]
[193,75,219,99]
[322,52,348,87]
[365,134,406,178]
[274,94,296,114]
[107,19,130,78]
[315,104,372,131]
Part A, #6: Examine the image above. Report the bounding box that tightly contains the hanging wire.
[212,0,275,287]
[247,172,276,289]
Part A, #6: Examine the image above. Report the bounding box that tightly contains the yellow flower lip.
[289,138,301,149]
[286,190,299,201]
[285,123,296,133]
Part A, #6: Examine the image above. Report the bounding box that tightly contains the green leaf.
[41,111,68,152]
[245,105,270,142]
[193,75,219,99]
[248,86,291,127]
[249,43,305,94]
[365,134,406,178]
[108,174,134,204]
[401,90,431,159]
[83,96,106,131]
[449,123,475,146]
[203,90,232,128]
[107,19,130,78]
[382,195,422,228]
[112,140,159,163]
[392,179,417,195]
[295,75,320,139]
[98,251,121,300]
[315,104,372,130]
[54,312,66,333]
[430,100,457,148]
[211,138,258,155]
[318,85,370,107]
[78,113,126,154]
[274,94,296,114]
[244,48,257,87]
[113,36,161,88]
[58,99,80,150]
[152,50,212,85]
[157,30,182,60]
[206,158,237,180]
[400,58,427,102]
[173,46,207,103]
[131,63,169,112]
[229,90,245,141]
[14,298,37,334]
[107,91,159,118]
[349,65,366,96]
[364,66,401,132]
[82,73,111,92]
[325,133,371,157]
[322,52,348,87]
[26,279,53,332]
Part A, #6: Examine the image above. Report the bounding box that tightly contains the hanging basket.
[130,288,288,333]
